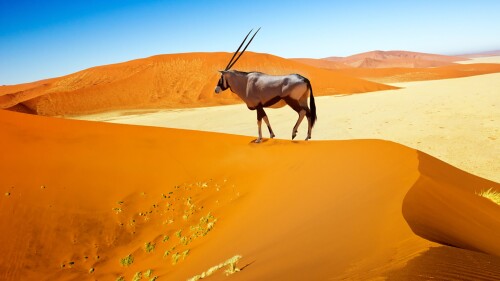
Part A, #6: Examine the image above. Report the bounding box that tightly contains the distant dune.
[335,63,500,83]
[0,52,394,116]
[1,109,499,280]
[293,50,467,69]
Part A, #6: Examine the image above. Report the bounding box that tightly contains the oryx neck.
[225,70,249,97]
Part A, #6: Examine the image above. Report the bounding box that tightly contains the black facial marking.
[217,75,229,91]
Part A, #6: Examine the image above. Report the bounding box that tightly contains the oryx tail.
[305,78,317,127]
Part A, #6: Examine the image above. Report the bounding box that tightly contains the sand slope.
[1,109,499,280]
[0,52,394,116]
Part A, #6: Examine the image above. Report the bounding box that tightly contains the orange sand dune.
[322,50,466,68]
[291,58,352,70]
[335,63,500,83]
[0,52,394,116]
[1,109,499,280]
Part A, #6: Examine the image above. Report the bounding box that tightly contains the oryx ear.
[218,70,225,74]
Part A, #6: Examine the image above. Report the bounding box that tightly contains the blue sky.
[1,0,500,85]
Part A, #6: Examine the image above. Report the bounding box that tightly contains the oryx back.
[246,72,309,109]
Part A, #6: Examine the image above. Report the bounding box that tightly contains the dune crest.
[1,110,499,280]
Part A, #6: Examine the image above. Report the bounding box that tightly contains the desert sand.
[74,72,500,183]
[457,55,500,64]
[2,51,500,280]
[0,52,394,116]
[1,109,499,281]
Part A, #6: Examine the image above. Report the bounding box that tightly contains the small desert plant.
[224,255,241,275]
[182,249,190,259]
[477,188,500,205]
[116,277,125,281]
[132,272,142,281]
[180,236,188,245]
[175,230,182,238]
[144,269,153,278]
[163,235,169,242]
[163,250,170,258]
[149,277,158,281]
[120,254,134,266]
[89,267,94,273]
[172,252,181,265]
[186,255,242,281]
[145,242,156,253]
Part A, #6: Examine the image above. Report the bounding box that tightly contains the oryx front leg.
[255,107,266,143]
[262,116,275,139]
[292,109,306,140]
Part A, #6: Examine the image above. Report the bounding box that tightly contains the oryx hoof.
[270,133,275,139]
[254,138,262,143]
[292,132,297,140]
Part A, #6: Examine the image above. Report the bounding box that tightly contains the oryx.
[215,28,317,143]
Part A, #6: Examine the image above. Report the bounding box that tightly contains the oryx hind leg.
[284,97,308,140]
[255,106,274,143]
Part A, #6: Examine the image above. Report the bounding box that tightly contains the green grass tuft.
[145,242,156,253]
[132,272,142,281]
[477,188,500,205]
[120,254,134,266]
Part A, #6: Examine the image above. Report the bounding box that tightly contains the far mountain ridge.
[292,50,468,69]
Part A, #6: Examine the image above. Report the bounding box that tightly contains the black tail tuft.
[306,79,317,127]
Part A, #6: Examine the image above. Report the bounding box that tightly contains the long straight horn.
[227,27,261,70]
[224,29,253,70]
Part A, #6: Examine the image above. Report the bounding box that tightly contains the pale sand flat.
[71,73,500,182]
[457,55,500,64]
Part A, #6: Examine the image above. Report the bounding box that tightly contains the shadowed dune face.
[1,109,499,280]
[0,52,395,116]
[403,152,500,256]
[385,246,500,280]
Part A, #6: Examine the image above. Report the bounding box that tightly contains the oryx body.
[215,29,317,143]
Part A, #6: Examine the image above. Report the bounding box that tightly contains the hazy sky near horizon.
[1,0,500,85]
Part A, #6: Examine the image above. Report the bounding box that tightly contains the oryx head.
[215,28,260,94]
